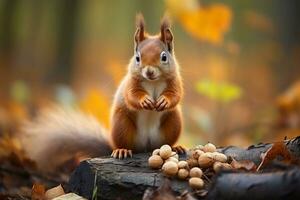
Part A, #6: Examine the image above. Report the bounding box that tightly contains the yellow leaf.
[166,0,232,45]
[79,89,110,128]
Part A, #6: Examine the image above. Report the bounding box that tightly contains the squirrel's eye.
[160,51,168,64]
[135,52,141,65]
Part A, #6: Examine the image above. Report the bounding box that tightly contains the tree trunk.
[68,136,300,200]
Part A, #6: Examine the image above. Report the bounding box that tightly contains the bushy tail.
[20,106,111,172]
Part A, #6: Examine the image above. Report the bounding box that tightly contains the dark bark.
[207,168,300,200]
[68,136,300,200]
[68,153,189,200]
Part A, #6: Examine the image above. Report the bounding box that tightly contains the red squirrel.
[20,14,184,171]
[110,14,184,158]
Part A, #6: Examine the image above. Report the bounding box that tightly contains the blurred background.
[1,0,300,150]
[1,0,300,197]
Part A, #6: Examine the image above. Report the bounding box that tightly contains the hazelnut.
[152,149,160,156]
[189,177,204,190]
[195,144,204,151]
[212,152,227,163]
[198,153,214,168]
[213,162,232,172]
[178,161,188,169]
[187,158,199,168]
[177,169,189,180]
[189,167,203,178]
[165,157,178,163]
[162,161,178,177]
[171,151,179,159]
[203,143,217,153]
[160,145,172,159]
[192,150,204,159]
[148,155,164,169]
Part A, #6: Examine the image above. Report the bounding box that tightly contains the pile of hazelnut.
[148,143,231,190]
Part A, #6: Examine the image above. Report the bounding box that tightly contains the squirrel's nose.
[146,70,154,77]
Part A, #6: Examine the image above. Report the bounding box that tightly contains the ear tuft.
[160,14,171,32]
[160,14,173,52]
[134,13,146,45]
[136,13,145,31]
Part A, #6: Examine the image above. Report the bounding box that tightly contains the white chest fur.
[141,80,167,101]
[135,80,167,150]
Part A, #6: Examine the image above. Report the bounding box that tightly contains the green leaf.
[92,170,98,200]
[195,79,242,103]
[92,186,98,200]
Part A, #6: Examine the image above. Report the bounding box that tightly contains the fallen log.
[207,168,300,200]
[219,136,300,165]
[68,136,300,200]
[68,153,188,200]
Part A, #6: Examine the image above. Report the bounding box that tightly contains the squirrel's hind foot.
[111,149,133,159]
[172,145,186,154]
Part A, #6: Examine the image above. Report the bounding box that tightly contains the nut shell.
[162,161,178,177]
[187,158,199,168]
[152,149,160,156]
[212,152,227,163]
[198,153,214,168]
[171,152,179,159]
[192,150,204,159]
[160,145,173,159]
[213,162,232,172]
[189,177,204,189]
[189,167,203,178]
[165,157,179,163]
[178,161,188,169]
[195,144,204,151]
[203,143,217,152]
[148,155,163,169]
[178,169,189,179]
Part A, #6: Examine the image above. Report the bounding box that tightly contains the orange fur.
[111,105,136,150]
[161,77,183,109]
[139,38,162,66]
[160,109,182,146]
[123,76,148,110]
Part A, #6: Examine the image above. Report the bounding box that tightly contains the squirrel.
[20,14,184,172]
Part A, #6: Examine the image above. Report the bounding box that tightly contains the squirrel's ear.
[160,14,173,52]
[134,13,146,48]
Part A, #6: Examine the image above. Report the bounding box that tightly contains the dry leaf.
[179,4,232,45]
[166,0,232,45]
[45,184,65,200]
[257,141,292,171]
[52,193,87,200]
[32,183,46,200]
[231,158,256,171]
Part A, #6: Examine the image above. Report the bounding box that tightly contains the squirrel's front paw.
[156,95,170,111]
[111,149,133,159]
[140,95,155,110]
